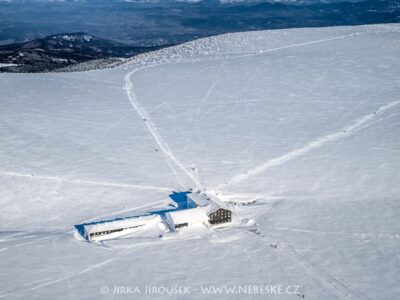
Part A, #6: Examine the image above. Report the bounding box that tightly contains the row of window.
[90,209,233,236]
[175,222,189,229]
[209,213,232,220]
[210,219,232,225]
[209,209,232,225]
[89,224,144,238]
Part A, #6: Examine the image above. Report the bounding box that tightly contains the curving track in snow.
[125,67,203,191]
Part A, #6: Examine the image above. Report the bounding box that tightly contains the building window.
[89,224,145,238]
[175,222,188,229]
[209,209,232,225]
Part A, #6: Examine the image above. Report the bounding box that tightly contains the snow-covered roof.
[84,214,162,234]
[167,207,208,226]
[206,193,234,213]
[187,191,211,207]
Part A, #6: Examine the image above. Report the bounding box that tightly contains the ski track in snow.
[276,242,370,300]
[125,67,203,190]
[221,101,400,188]
[247,228,369,300]
[0,234,58,253]
[30,257,116,291]
[267,226,400,240]
[0,232,25,240]
[194,62,223,161]
[0,171,173,192]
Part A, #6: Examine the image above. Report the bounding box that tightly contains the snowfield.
[1,24,399,299]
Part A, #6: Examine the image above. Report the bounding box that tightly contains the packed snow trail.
[0,171,172,192]
[0,234,58,253]
[125,67,203,191]
[221,101,400,187]
[276,242,369,300]
[266,225,400,240]
[247,227,369,300]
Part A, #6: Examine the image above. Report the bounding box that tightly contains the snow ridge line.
[221,101,400,187]
[125,67,203,190]
[0,171,172,192]
[123,31,359,68]
[255,33,358,55]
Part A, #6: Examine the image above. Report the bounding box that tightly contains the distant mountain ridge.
[1,0,398,47]
[0,0,367,3]
[0,33,167,72]
[1,0,398,72]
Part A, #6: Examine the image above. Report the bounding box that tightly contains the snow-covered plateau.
[0,24,399,299]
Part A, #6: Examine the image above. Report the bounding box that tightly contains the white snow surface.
[1,24,400,299]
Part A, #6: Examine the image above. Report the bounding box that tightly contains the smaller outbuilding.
[165,191,236,231]
[165,207,209,230]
